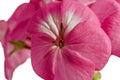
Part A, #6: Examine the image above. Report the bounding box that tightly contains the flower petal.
[8,3,35,40]
[2,42,30,80]
[28,2,61,40]
[54,48,95,80]
[91,0,120,57]
[0,20,7,41]
[90,0,118,22]
[64,3,111,70]
[1,3,34,80]
[102,11,120,57]
[31,33,57,79]
[61,0,97,36]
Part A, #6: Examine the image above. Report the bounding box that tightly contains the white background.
[0,0,120,80]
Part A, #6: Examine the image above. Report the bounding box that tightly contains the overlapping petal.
[90,0,120,57]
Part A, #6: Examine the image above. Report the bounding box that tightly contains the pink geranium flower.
[90,0,120,57]
[28,0,111,79]
[1,2,36,80]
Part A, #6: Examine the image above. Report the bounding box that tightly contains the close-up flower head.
[0,0,120,80]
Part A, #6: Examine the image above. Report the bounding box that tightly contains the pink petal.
[0,20,7,41]
[30,0,41,9]
[31,33,95,80]
[2,42,30,80]
[7,3,35,40]
[102,11,120,57]
[62,0,111,70]
[31,33,55,79]
[62,0,97,36]
[54,48,95,80]
[91,0,120,57]
[65,20,111,70]
[90,0,118,22]
[1,3,34,80]
[27,2,61,38]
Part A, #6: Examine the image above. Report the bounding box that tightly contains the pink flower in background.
[90,0,120,57]
[28,0,111,79]
[1,2,36,80]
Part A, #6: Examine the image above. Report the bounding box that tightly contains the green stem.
[8,41,31,56]
[93,71,101,80]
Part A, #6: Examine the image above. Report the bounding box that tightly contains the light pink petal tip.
[0,20,7,41]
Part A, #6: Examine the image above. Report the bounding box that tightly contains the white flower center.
[37,12,82,48]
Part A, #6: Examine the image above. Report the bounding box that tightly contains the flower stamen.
[59,39,64,48]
